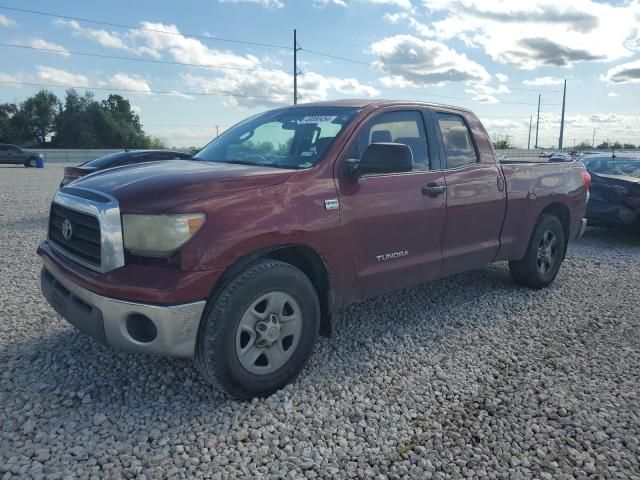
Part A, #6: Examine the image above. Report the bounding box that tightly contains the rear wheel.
[509,214,565,289]
[195,259,320,399]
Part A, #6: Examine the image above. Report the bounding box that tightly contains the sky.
[1,0,639,148]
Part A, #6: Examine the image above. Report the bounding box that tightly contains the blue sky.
[1,0,639,148]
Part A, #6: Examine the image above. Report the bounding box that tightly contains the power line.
[0,80,291,100]
[300,48,371,66]
[0,43,265,72]
[0,5,291,50]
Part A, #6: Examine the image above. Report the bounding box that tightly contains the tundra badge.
[376,250,409,262]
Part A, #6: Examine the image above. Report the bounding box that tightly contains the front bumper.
[41,260,206,357]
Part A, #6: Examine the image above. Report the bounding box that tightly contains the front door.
[337,109,446,302]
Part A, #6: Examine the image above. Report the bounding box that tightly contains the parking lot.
[1,165,639,479]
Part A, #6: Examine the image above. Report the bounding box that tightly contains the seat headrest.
[446,127,470,150]
[371,130,392,143]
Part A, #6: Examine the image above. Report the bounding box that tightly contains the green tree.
[0,103,18,143]
[52,90,162,148]
[492,134,513,150]
[623,143,636,149]
[13,90,60,145]
[596,141,609,149]
[575,141,592,150]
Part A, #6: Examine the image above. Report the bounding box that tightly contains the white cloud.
[131,105,142,114]
[55,19,133,52]
[183,69,378,108]
[371,34,490,86]
[0,14,16,27]
[29,39,70,57]
[217,0,284,7]
[398,0,640,69]
[523,76,565,86]
[128,22,260,69]
[313,0,348,6]
[465,82,510,103]
[601,59,640,84]
[0,72,24,84]
[495,73,509,83]
[167,90,196,100]
[36,66,88,86]
[103,73,151,92]
[607,92,619,97]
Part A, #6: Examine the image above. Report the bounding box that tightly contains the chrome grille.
[47,187,125,273]
[49,204,101,267]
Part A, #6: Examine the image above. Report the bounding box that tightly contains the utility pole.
[215,125,219,137]
[592,128,596,148]
[534,94,541,149]
[293,29,298,105]
[527,115,532,150]
[558,79,566,150]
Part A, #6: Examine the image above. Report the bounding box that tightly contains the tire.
[195,259,320,399]
[24,157,37,168]
[509,214,566,289]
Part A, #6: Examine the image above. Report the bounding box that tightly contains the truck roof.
[290,99,472,113]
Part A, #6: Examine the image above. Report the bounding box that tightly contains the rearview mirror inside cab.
[344,142,413,179]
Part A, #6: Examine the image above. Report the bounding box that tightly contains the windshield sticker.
[298,115,338,124]
[301,151,314,157]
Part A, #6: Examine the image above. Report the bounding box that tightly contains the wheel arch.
[208,244,334,337]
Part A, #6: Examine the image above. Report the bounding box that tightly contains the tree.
[492,134,513,150]
[575,141,592,150]
[0,103,18,143]
[13,90,60,145]
[596,141,609,149]
[52,90,162,148]
[623,143,636,149]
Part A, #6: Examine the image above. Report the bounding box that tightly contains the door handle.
[422,183,446,197]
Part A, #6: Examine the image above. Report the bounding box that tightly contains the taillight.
[580,170,592,190]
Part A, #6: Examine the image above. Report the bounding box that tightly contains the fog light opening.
[126,314,158,343]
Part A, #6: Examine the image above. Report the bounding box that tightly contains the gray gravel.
[1,164,639,479]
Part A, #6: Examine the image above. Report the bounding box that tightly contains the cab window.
[436,113,478,168]
[350,111,430,171]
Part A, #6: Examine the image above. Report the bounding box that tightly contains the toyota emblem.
[61,219,73,241]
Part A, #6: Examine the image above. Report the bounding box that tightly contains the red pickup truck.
[39,100,590,398]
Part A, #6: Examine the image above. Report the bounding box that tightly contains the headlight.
[122,213,205,257]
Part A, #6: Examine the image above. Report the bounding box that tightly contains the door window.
[436,113,478,168]
[351,111,430,171]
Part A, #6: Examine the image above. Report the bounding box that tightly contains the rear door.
[431,109,507,277]
[336,108,446,302]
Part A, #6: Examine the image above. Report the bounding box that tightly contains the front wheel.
[195,259,320,399]
[509,214,566,289]
[24,157,37,168]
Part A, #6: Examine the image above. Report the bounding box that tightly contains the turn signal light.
[580,170,592,190]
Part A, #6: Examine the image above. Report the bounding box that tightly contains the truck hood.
[73,160,295,213]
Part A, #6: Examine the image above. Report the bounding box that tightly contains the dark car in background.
[580,153,640,228]
[0,144,43,167]
[61,150,192,186]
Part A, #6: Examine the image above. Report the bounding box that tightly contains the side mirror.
[359,143,413,175]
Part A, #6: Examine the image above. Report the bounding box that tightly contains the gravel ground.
[1,165,639,480]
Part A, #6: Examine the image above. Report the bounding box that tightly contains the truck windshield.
[193,107,360,169]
